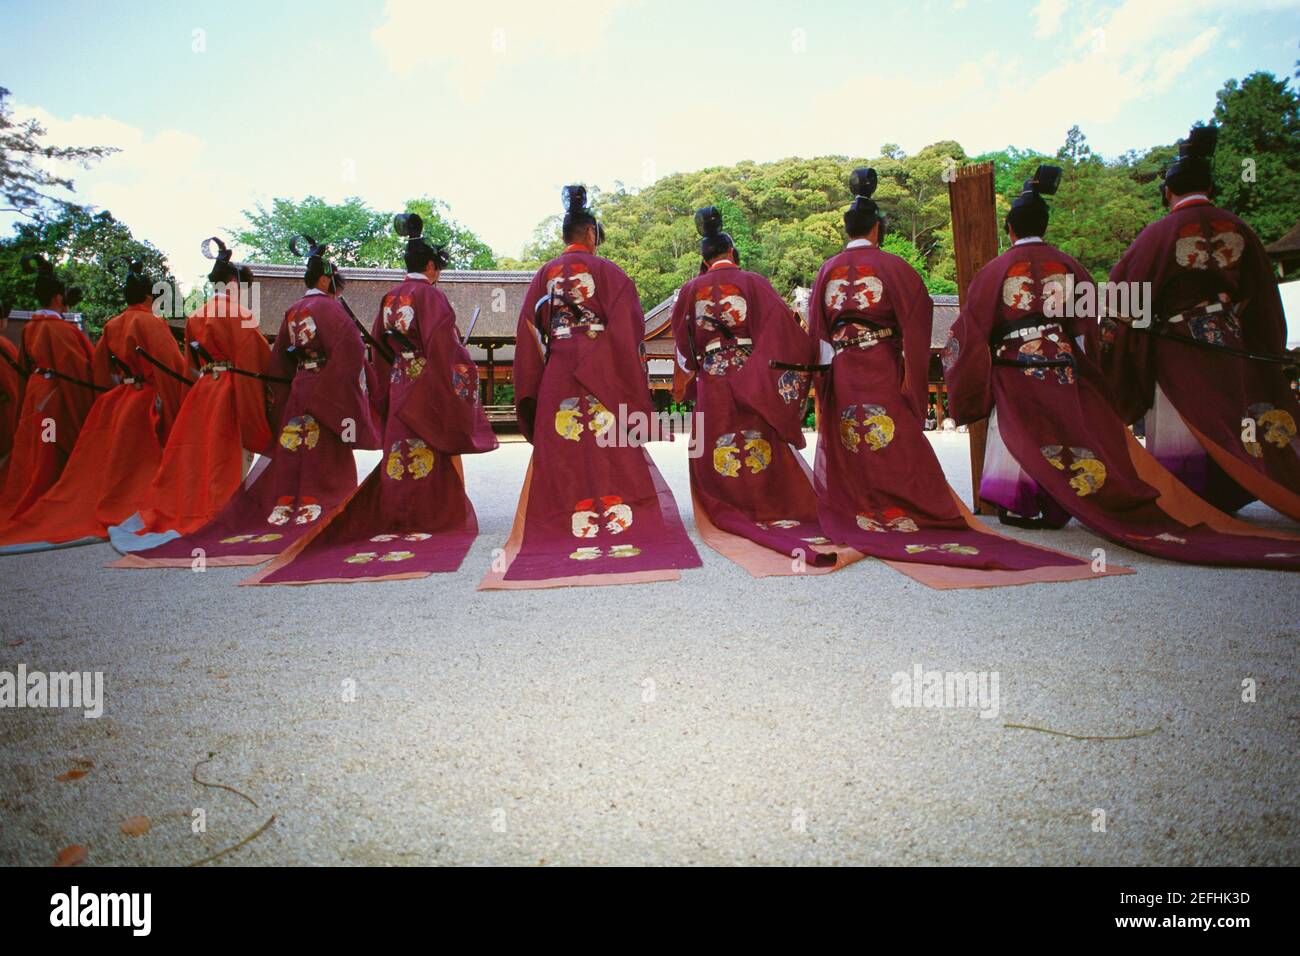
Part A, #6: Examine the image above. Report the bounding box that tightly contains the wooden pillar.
[947,161,1000,515]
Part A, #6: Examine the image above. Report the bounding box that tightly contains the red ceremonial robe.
[0,336,22,479]
[945,238,1300,572]
[809,240,1119,589]
[671,259,853,575]
[1103,195,1300,520]
[113,289,273,544]
[0,304,187,551]
[0,310,95,522]
[248,274,497,585]
[480,244,701,589]
[113,289,378,568]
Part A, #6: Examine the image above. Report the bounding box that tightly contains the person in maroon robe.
[670,205,841,573]
[810,168,1114,586]
[114,238,379,569]
[481,185,700,588]
[250,214,497,585]
[1103,125,1300,522]
[944,165,1299,572]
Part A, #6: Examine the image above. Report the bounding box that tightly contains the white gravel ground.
[0,432,1296,866]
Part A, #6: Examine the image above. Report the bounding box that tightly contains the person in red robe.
[944,166,1299,572]
[249,214,497,585]
[670,205,850,576]
[114,237,379,569]
[0,256,96,523]
[109,238,273,550]
[0,260,188,553]
[809,169,1120,588]
[1102,126,1300,521]
[480,185,701,589]
[0,300,23,483]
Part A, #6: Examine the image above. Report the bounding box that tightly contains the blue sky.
[2,0,1297,286]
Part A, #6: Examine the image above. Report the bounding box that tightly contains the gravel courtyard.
[1,432,1296,866]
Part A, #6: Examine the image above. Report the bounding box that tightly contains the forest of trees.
[1,70,1296,329]
[500,71,1300,311]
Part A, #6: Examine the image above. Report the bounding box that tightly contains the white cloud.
[371,0,630,102]
[1031,0,1068,39]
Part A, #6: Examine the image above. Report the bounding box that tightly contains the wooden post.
[947,161,1000,515]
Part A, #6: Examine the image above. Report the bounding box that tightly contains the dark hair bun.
[849,167,878,199]
[1026,164,1062,197]
[289,234,326,259]
[394,213,424,239]
[562,184,588,212]
[694,206,723,238]
[1183,125,1218,159]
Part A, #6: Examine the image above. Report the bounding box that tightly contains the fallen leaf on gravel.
[6,639,23,647]
[55,769,89,782]
[53,845,87,867]
[120,816,151,836]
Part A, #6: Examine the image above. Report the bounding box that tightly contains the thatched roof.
[1265,219,1300,259]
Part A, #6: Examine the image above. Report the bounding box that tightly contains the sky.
[1,0,1298,289]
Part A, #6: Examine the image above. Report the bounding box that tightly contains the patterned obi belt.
[290,349,328,371]
[699,337,752,376]
[993,316,1076,378]
[1155,297,1243,345]
[199,361,234,377]
[551,321,605,340]
[831,315,895,351]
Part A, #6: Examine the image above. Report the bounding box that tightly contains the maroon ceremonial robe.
[481,243,700,588]
[810,240,1115,587]
[114,289,379,568]
[671,259,844,574]
[945,238,1300,572]
[1103,194,1300,520]
[249,274,497,585]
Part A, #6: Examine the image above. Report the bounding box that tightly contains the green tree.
[0,206,180,335]
[1211,71,1300,244]
[369,197,497,270]
[234,196,392,266]
[0,86,116,219]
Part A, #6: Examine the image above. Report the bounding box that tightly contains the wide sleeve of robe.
[728,275,815,448]
[512,269,551,443]
[1102,232,1159,425]
[892,259,935,420]
[288,298,380,450]
[942,258,1001,425]
[396,284,498,455]
[669,286,697,404]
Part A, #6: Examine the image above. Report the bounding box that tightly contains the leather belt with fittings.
[704,337,752,354]
[834,327,893,350]
[1161,300,1231,326]
[552,323,605,339]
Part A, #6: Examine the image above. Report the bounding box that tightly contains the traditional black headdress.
[110,256,153,305]
[201,236,243,285]
[394,214,450,274]
[695,206,736,267]
[21,254,82,309]
[844,167,885,240]
[290,235,344,292]
[1163,125,1217,199]
[561,185,604,245]
[1005,164,1062,238]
